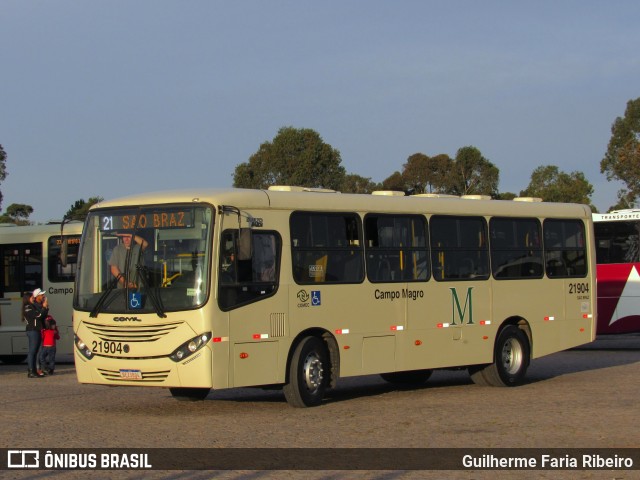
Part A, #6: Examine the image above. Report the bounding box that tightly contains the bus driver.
[109,233,149,288]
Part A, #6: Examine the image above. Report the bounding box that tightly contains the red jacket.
[41,328,60,347]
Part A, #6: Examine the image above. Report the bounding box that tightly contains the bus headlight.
[169,332,211,362]
[74,334,93,360]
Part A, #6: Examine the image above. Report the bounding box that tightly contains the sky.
[1,1,639,222]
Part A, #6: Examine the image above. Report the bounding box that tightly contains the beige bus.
[73,187,595,407]
[0,222,82,364]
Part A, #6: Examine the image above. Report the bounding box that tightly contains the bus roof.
[0,222,83,240]
[91,187,593,219]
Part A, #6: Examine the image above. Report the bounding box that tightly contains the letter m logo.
[450,287,474,325]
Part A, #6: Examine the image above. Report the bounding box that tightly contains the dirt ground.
[1,334,639,479]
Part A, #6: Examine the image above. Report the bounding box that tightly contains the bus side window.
[543,219,587,278]
[218,230,281,311]
[430,215,489,281]
[291,211,364,285]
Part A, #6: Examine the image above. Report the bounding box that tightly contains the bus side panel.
[596,263,640,334]
[286,283,402,378]
[0,295,28,355]
[492,279,564,358]
[404,281,494,370]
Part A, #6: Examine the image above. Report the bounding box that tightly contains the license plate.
[119,369,142,380]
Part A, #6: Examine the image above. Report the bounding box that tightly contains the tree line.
[1,97,639,223]
[234,97,640,213]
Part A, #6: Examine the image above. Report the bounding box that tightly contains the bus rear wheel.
[283,336,329,408]
[469,325,530,387]
[169,387,210,401]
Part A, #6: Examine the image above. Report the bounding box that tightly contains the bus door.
[0,242,42,356]
[217,224,285,388]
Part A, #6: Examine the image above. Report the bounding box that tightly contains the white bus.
[0,222,82,364]
[73,187,596,407]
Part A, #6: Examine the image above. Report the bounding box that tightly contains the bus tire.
[0,355,27,365]
[380,369,432,386]
[283,336,329,408]
[469,325,530,387]
[169,387,210,401]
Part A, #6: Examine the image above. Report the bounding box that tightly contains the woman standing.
[23,288,48,378]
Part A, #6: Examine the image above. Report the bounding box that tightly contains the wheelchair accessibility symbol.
[129,292,142,309]
[311,290,321,306]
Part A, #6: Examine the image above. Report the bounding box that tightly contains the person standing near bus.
[109,233,149,288]
[23,288,48,378]
[39,315,60,375]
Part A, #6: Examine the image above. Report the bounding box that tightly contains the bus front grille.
[84,320,183,343]
[97,368,171,382]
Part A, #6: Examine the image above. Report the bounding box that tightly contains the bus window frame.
[429,215,490,282]
[490,217,544,280]
[364,213,430,283]
[543,218,588,279]
[290,211,364,285]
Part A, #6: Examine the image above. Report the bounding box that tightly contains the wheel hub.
[303,353,323,392]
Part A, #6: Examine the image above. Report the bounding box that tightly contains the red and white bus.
[593,210,640,334]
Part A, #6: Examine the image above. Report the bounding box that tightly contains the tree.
[380,171,406,191]
[0,203,33,225]
[401,153,452,194]
[447,146,499,197]
[0,144,7,210]
[65,197,104,220]
[520,165,595,210]
[600,97,640,210]
[340,174,380,194]
[233,127,346,190]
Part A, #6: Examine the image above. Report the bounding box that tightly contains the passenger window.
[48,235,81,283]
[490,218,543,279]
[365,214,429,282]
[430,216,489,281]
[544,219,587,278]
[290,212,364,284]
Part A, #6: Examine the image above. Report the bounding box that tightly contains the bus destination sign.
[101,209,194,231]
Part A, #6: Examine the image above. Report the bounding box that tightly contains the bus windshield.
[74,205,214,315]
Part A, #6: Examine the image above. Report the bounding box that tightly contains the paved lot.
[2,335,639,479]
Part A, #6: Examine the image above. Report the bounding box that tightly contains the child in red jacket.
[39,315,60,375]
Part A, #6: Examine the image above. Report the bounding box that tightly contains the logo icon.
[297,290,310,303]
[129,292,142,309]
[8,450,39,469]
[311,291,321,306]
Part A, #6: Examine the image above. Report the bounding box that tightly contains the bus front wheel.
[469,325,530,387]
[283,336,329,408]
[169,387,210,401]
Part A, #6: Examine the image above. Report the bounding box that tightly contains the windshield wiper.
[136,264,167,318]
[90,274,121,318]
